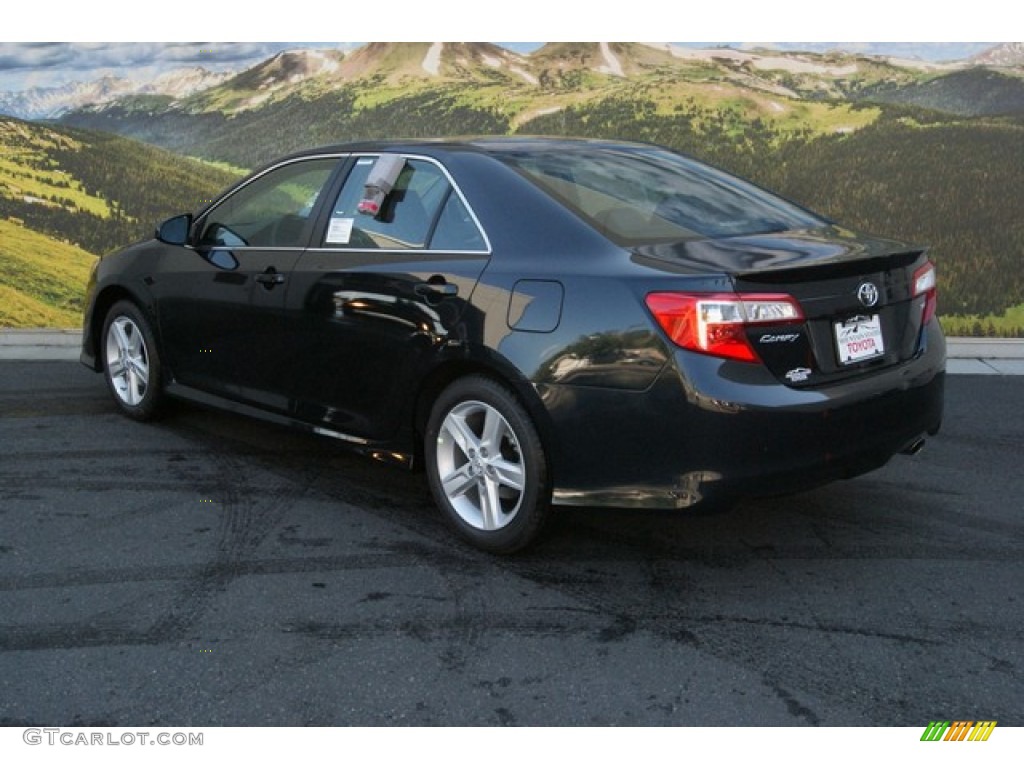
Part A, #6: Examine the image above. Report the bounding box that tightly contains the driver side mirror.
[156,214,193,246]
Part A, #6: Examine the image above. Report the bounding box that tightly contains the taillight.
[645,292,804,363]
[913,261,937,325]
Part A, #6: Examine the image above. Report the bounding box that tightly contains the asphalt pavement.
[0,360,1021,726]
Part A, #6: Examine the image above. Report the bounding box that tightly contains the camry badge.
[857,282,880,308]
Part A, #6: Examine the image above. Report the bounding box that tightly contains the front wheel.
[425,376,550,554]
[101,299,165,421]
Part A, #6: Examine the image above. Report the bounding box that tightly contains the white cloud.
[0,42,360,92]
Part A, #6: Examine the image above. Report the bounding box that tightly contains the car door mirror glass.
[200,222,248,248]
[156,214,192,245]
[206,249,239,270]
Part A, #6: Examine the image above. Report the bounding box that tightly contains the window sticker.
[356,157,375,165]
[325,217,354,244]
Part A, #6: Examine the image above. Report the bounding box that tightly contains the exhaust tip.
[901,437,926,456]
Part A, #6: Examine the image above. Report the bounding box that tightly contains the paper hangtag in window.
[326,217,354,244]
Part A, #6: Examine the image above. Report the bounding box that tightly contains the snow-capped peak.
[971,42,1024,68]
[142,67,232,98]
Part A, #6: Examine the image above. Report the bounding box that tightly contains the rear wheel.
[102,300,164,421]
[425,376,549,554]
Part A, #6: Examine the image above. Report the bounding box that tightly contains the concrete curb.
[1,329,1022,373]
[0,329,82,361]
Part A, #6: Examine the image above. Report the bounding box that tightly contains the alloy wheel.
[434,399,527,532]
[105,315,150,407]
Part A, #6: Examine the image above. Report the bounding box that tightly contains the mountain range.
[1,42,1022,331]
[0,67,231,120]
[2,42,1023,121]
[970,41,1024,67]
[45,42,1024,169]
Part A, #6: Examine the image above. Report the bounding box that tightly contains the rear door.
[284,154,491,441]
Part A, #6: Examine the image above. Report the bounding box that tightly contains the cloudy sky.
[0,41,1002,93]
[2,0,1008,92]
[0,42,352,91]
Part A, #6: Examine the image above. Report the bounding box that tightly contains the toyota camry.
[80,137,945,553]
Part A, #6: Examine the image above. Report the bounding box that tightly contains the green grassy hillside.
[941,303,1024,337]
[0,219,95,326]
[0,118,240,256]
[0,117,241,327]
[765,115,1024,318]
[867,69,1024,116]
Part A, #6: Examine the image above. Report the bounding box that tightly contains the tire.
[101,299,165,421]
[425,376,550,554]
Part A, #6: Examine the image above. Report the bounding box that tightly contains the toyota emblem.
[857,282,880,308]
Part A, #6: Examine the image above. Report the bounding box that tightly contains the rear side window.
[497,146,824,244]
[431,193,487,251]
[324,156,486,251]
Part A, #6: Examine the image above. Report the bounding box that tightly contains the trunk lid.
[635,227,932,386]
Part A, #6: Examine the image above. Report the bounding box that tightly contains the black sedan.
[80,138,945,553]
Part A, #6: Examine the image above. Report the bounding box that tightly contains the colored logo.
[920,721,997,742]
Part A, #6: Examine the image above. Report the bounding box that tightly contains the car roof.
[275,135,653,162]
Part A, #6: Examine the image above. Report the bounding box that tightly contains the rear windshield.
[496,145,825,244]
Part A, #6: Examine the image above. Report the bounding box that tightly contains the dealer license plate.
[834,314,885,365]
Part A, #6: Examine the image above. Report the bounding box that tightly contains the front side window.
[199,158,337,248]
[324,156,485,251]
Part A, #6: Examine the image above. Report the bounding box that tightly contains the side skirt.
[163,381,416,469]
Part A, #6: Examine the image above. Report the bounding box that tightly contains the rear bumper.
[546,330,946,509]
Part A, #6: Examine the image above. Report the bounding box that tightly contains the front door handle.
[255,268,285,288]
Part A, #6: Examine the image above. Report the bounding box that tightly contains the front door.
[156,156,340,412]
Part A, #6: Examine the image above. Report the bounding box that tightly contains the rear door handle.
[414,280,458,298]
